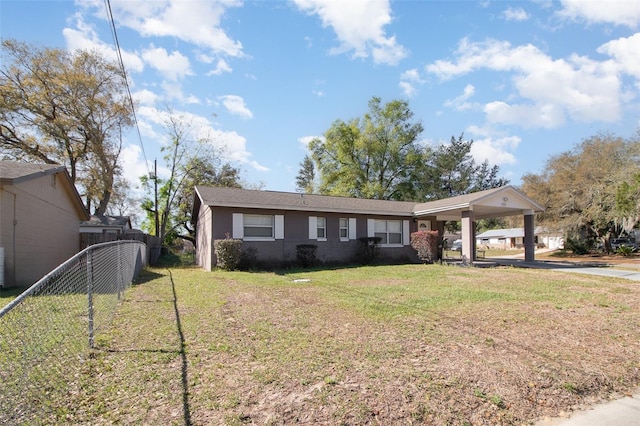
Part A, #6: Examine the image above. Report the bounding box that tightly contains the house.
[0,161,90,288]
[80,215,132,235]
[192,185,544,270]
[79,215,133,248]
[476,227,564,250]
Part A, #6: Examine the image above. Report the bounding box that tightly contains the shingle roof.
[0,161,65,185]
[476,228,525,239]
[0,161,89,220]
[193,185,544,222]
[195,186,416,216]
[80,215,131,227]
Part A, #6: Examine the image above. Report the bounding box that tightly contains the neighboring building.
[0,161,90,288]
[79,215,133,248]
[80,215,132,235]
[192,185,544,270]
[476,227,564,250]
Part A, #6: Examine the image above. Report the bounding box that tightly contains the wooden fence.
[80,231,162,265]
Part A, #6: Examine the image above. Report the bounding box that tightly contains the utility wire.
[104,0,151,177]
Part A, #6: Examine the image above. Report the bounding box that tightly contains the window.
[244,214,274,239]
[374,220,402,245]
[317,217,326,240]
[339,218,349,240]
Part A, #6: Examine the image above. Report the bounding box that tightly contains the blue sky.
[2,0,640,199]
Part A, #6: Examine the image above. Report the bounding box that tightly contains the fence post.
[87,248,94,349]
[117,242,122,301]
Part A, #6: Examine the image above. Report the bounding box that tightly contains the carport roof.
[413,186,544,221]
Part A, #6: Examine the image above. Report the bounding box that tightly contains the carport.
[412,186,545,264]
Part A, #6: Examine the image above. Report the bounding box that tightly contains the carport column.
[461,210,475,264]
[524,210,535,262]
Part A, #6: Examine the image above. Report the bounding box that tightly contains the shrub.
[564,235,591,255]
[296,244,318,268]
[616,245,637,256]
[410,230,439,263]
[238,246,258,270]
[355,237,381,265]
[214,238,242,270]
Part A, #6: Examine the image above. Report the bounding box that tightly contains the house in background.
[0,161,89,288]
[476,227,564,250]
[80,215,133,248]
[192,185,544,270]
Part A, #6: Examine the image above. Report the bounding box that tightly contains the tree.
[521,133,639,252]
[414,134,509,201]
[295,155,316,193]
[309,97,424,200]
[616,172,640,233]
[0,39,133,215]
[140,111,242,245]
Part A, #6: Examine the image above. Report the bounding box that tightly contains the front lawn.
[61,264,640,425]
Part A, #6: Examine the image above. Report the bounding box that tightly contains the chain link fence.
[0,240,147,425]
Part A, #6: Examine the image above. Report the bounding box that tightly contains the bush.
[355,237,381,265]
[616,245,637,257]
[214,238,242,270]
[564,235,591,255]
[410,230,439,263]
[296,244,318,268]
[238,246,258,271]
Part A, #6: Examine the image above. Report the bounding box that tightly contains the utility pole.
[154,159,159,238]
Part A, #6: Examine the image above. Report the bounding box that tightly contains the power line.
[103,0,151,177]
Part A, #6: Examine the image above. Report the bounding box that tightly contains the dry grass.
[62,264,640,425]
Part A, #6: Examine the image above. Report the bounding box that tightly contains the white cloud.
[135,106,267,171]
[502,7,530,22]
[597,33,640,79]
[426,38,623,128]
[119,144,150,191]
[298,135,324,148]
[312,89,325,97]
[207,59,233,76]
[293,0,408,65]
[399,68,425,97]
[218,95,254,119]
[142,46,192,81]
[484,102,566,128]
[465,129,520,166]
[132,89,160,106]
[63,13,144,73]
[97,0,245,57]
[444,84,476,111]
[558,0,640,28]
[162,81,200,104]
[470,137,518,166]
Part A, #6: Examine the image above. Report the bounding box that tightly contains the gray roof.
[0,161,66,185]
[80,215,131,228]
[195,186,416,216]
[193,185,545,221]
[0,160,89,220]
[476,228,525,239]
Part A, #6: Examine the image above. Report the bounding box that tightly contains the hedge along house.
[192,185,544,270]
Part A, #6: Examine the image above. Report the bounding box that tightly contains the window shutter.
[403,220,410,246]
[275,215,284,239]
[308,216,318,240]
[349,218,357,240]
[232,213,243,239]
[367,219,375,238]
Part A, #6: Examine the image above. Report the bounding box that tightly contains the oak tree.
[0,39,133,215]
